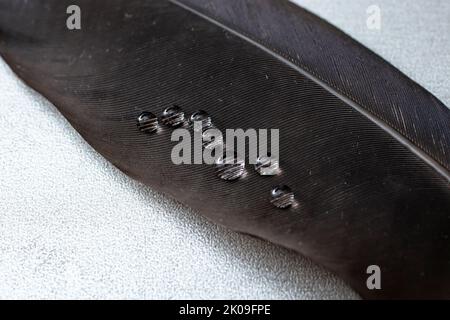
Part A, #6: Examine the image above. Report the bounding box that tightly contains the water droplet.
[202,127,223,150]
[137,112,158,133]
[190,110,212,131]
[216,151,245,181]
[255,154,280,176]
[161,105,185,127]
[271,185,294,209]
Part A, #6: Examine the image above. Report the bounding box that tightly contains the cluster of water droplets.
[137,106,295,209]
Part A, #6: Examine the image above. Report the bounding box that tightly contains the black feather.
[0,0,449,299]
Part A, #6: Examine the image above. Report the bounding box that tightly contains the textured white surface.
[297,0,450,107]
[0,1,448,300]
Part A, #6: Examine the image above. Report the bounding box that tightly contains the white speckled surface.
[297,0,450,108]
[0,1,448,299]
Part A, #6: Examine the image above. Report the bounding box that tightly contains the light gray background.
[0,0,448,299]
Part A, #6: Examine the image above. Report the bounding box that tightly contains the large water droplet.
[215,151,245,181]
[271,185,294,209]
[255,154,280,176]
[190,110,212,131]
[161,105,185,127]
[137,112,158,133]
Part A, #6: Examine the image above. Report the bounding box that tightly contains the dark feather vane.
[0,0,449,299]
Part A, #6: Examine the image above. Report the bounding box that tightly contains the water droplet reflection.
[271,185,294,209]
[202,127,223,150]
[190,110,212,131]
[255,154,280,176]
[161,105,185,127]
[215,151,245,181]
[137,112,158,133]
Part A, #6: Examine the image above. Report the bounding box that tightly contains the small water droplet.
[255,154,280,176]
[215,151,245,181]
[202,127,223,150]
[137,112,158,133]
[271,185,294,209]
[161,105,185,127]
[190,110,212,131]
